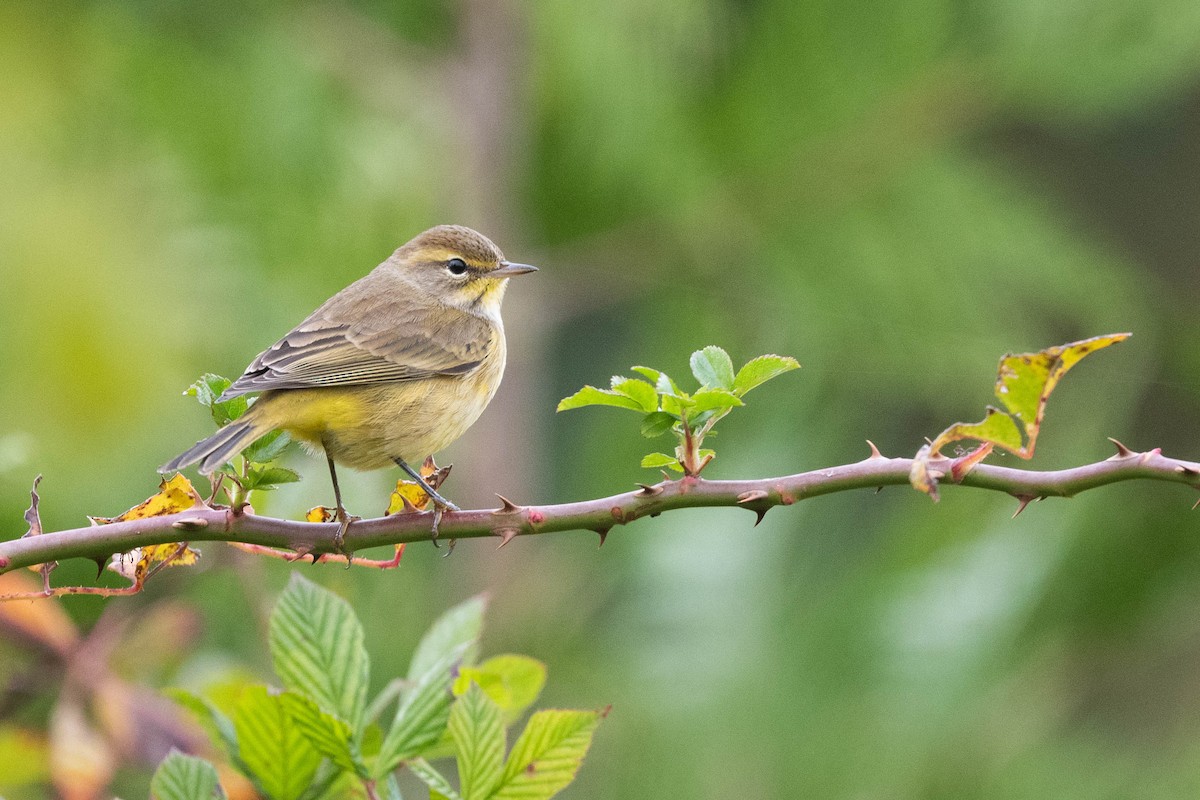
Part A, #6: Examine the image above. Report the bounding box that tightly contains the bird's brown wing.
[219,278,494,399]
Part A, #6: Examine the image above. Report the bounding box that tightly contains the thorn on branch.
[595,528,610,547]
[1175,464,1199,477]
[737,490,769,505]
[1108,438,1136,459]
[866,440,884,459]
[1012,494,1037,519]
[171,517,209,531]
[634,482,663,497]
[493,494,522,514]
[493,528,518,548]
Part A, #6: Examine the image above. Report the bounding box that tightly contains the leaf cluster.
[185,374,300,497]
[153,575,602,800]
[558,347,799,476]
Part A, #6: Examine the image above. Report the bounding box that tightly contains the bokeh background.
[3,1,1200,797]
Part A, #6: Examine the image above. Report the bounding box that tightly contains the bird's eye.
[447,258,468,276]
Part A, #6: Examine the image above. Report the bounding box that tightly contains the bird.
[161,224,537,549]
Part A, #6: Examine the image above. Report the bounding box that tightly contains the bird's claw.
[429,500,460,551]
[332,508,361,557]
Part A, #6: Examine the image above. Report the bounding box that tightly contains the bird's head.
[391,225,537,314]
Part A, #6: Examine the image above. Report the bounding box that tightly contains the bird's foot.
[429,499,460,552]
[333,506,362,557]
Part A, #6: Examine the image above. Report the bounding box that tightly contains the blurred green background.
[3,0,1200,797]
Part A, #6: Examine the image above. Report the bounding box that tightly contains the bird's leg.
[326,453,360,553]
[394,457,460,546]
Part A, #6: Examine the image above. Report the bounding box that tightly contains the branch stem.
[1,447,1197,578]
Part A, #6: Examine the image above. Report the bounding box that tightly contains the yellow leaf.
[88,473,205,524]
[929,333,1130,459]
[306,506,335,523]
[385,457,451,516]
[92,476,206,584]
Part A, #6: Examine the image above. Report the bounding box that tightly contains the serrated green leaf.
[458,655,547,725]
[165,689,241,764]
[375,641,472,777]
[409,759,463,800]
[242,430,293,465]
[233,686,321,800]
[556,386,646,412]
[732,355,801,396]
[639,411,677,438]
[151,750,223,800]
[185,374,228,409]
[449,684,505,800]
[278,691,364,775]
[608,376,658,412]
[186,374,249,427]
[630,366,661,383]
[245,465,302,491]
[270,574,369,732]
[654,371,682,397]
[689,388,744,413]
[408,595,486,682]
[690,346,736,390]
[494,709,602,800]
[641,453,682,471]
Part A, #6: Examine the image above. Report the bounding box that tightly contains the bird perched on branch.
[161,224,537,548]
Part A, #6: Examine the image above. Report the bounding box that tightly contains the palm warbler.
[161,224,537,546]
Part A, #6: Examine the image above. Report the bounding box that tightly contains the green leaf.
[270,574,370,732]
[732,355,801,396]
[151,750,223,800]
[494,709,603,800]
[408,595,486,683]
[244,465,302,491]
[690,346,736,391]
[630,366,662,383]
[556,385,645,412]
[233,686,322,800]
[278,691,364,775]
[242,430,293,464]
[165,689,241,764]
[186,374,249,427]
[375,641,473,777]
[641,453,683,471]
[453,655,547,725]
[689,388,744,414]
[409,759,463,800]
[608,376,658,412]
[639,411,677,438]
[449,684,506,800]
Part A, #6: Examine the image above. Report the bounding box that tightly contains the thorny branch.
[1,440,1198,591]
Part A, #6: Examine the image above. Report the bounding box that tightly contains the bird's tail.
[160,413,270,476]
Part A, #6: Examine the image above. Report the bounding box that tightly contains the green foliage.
[185,373,298,496]
[164,576,601,799]
[150,750,223,800]
[558,347,799,475]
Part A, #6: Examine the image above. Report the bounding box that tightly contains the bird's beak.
[492,261,539,277]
